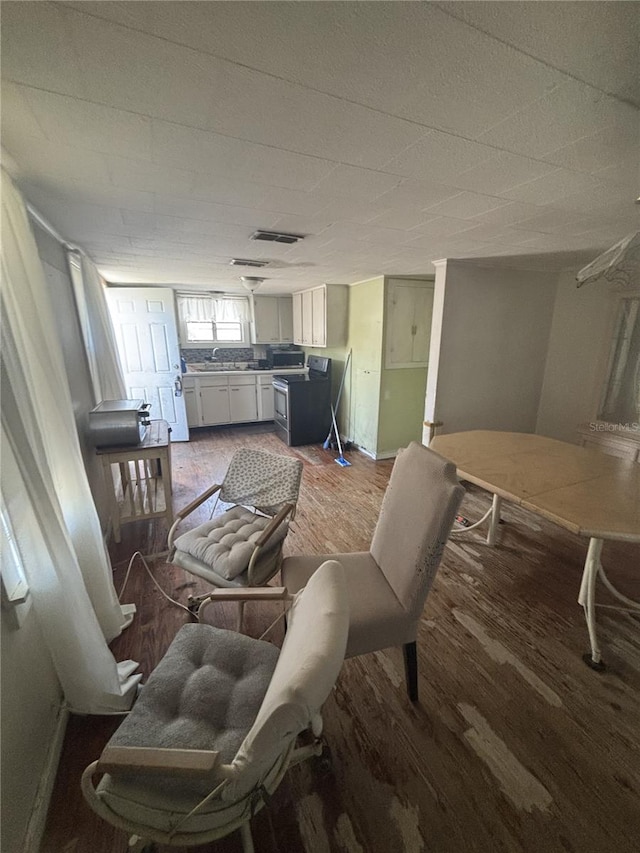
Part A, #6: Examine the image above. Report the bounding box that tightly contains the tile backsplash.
[181,344,301,363]
[181,347,255,363]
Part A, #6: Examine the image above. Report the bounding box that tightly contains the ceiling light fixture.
[240,276,266,292]
[250,229,304,244]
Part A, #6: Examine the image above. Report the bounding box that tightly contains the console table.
[97,420,173,543]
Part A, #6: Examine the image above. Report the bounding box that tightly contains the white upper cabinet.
[311,286,325,346]
[292,284,347,348]
[292,291,304,345]
[278,297,293,343]
[384,279,434,368]
[249,295,293,344]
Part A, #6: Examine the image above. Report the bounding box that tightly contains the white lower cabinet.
[183,372,278,429]
[184,385,200,428]
[257,376,275,420]
[200,377,231,425]
[229,376,258,422]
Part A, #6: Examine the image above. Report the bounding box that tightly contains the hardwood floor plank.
[41,425,640,853]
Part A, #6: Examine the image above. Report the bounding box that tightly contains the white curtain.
[1,169,140,714]
[178,293,249,323]
[67,250,126,403]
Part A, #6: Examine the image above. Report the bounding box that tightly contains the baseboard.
[373,449,399,460]
[354,443,376,459]
[351,444,398,461]
[22,703,69,853]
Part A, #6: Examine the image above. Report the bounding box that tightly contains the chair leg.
[237,600,245,632]
[402,642,418,702]
[239,820,255,853]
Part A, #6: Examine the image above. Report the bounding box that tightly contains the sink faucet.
[211,347,220,361]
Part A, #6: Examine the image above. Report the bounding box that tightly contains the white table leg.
[450,504,493,535]
[597,563,640,612]
[578,537,606,670]
[487,494,502,546]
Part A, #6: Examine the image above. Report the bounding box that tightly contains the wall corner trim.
[22,703,69,853]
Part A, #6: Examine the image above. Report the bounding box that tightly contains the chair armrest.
[97,746,219,777]
[254,503,295,548]
[176,484,222,521]
[201,586,292,603]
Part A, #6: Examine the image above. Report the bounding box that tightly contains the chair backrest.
[222,560,348,802]
[370,442,464,618]
[219,448,303,515]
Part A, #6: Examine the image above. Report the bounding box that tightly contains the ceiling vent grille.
[229,258,269,268]
[250,230,303,244]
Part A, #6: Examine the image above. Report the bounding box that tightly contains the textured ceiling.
[1,1,639,294]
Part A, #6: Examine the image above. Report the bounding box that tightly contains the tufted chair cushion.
[96,623,279,829]
[173,506,289,581]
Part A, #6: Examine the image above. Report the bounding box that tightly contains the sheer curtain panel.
[177,293,249,322]
[0,170,140,714]
[67,251,127,404]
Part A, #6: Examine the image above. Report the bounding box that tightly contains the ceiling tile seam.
[52,3,637,170]
[433,2,640,110]
[19,174,618,240]
[8,78,417,174]
[8,77,630,190]
[56,0,640,123]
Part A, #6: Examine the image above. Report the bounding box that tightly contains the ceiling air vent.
[250,230,304,244]
[229,258,269,268]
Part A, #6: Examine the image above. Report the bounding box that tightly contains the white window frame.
[1,502,30,615]
[177,295,250,348]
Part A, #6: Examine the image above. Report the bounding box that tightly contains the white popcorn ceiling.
[1,1,638,292]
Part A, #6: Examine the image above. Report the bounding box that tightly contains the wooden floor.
[42,425,640,853]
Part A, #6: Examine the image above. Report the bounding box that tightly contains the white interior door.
[106,287,188,441]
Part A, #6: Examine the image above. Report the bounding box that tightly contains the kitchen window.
[177,294,249,346]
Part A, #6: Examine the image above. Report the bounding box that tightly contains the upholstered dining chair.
[82,559,348,853]
[281,441,464,702]
[168,447,303,625]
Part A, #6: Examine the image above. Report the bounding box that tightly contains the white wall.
[1,614,63,852]
[424,259,558,441]
[536,268,617,443]
[1,222,107,852]
[0,452,64,852]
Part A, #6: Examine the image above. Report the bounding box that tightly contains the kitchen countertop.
[184,365,307,377]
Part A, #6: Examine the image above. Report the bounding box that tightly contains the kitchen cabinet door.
[311,286,326,347]
[293,284,347,348]
[229,383,258,422]
[200,383,231,425]
[252,296,280,343]
[301,290,313,346]
[258,382,275,420]
[278,297,294,342]
[292,292,303,345]
[184,387,200,427]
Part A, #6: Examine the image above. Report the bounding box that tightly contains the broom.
[323,348,352,451]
